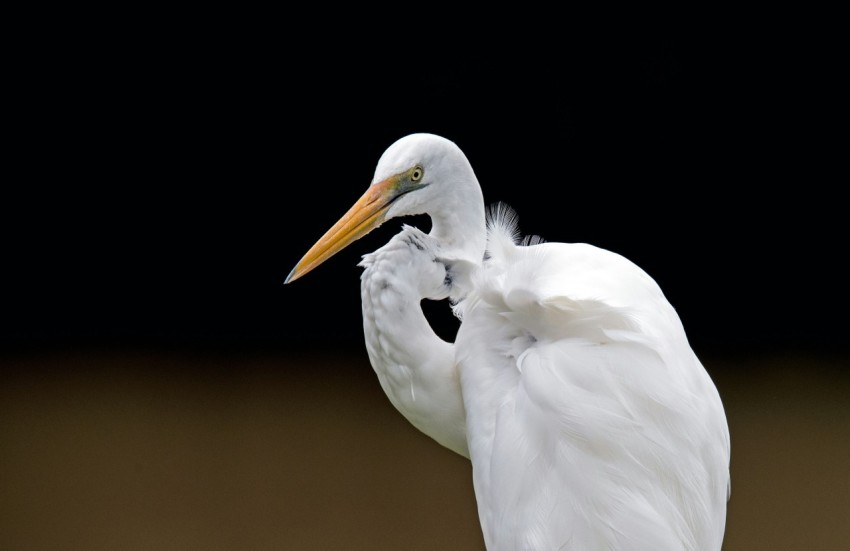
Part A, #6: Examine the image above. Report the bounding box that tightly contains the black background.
[3,20,844,362]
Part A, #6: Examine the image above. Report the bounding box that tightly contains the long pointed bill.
[285,176,401,284]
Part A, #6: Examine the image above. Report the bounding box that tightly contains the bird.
[285,133,730,550]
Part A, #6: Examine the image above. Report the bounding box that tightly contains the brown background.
[2,350,848,550]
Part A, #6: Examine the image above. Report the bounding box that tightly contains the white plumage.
[287,133,730,550]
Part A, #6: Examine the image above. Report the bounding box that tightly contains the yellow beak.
[285,176,400,284]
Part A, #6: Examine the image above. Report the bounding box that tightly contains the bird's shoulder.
[455,207,730,549]
[458,216,671,340]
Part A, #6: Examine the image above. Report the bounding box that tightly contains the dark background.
[3,25,844,358]
[2,17,847,551]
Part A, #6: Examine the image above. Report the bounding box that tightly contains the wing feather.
[456,206,730,550]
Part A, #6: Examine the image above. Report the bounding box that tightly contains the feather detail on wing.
[454,203,731,550]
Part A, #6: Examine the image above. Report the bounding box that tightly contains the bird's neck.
[359,228,470,458]
[429,179,487,276]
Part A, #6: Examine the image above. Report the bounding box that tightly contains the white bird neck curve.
[427,175,487,275]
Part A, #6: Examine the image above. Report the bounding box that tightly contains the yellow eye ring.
[411,166,424,182]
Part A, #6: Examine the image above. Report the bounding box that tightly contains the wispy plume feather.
[486,201,522,244]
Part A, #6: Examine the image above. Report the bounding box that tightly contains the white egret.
[286,133,730,550]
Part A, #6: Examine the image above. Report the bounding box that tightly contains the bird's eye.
[411,166,424,182]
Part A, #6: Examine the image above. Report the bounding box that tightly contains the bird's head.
[286,133,483,284]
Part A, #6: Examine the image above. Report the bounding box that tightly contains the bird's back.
[454,209,730,550]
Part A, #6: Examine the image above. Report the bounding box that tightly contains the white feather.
[291,133,730,550]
